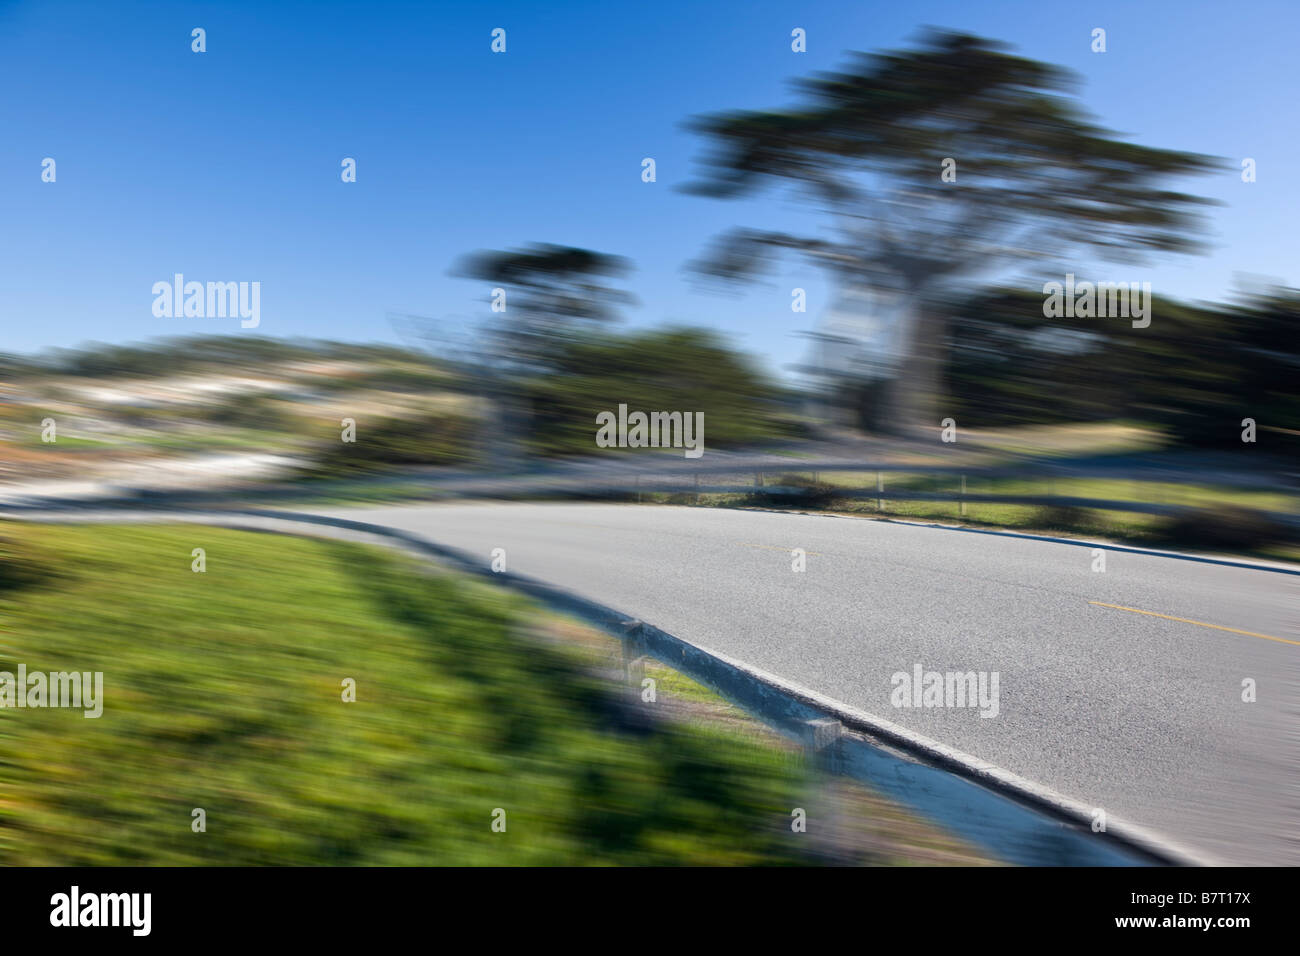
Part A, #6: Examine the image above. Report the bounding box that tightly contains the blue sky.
[2,0,1295,378]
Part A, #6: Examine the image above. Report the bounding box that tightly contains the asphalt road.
[309,501,1298,865]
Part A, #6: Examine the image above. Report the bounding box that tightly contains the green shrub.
[1032,505,1095,532]
[0,536,51,593]
[309,413,476,476]
[524,327,797,457]
[749,474,840,508]
[1156,506,1288,550]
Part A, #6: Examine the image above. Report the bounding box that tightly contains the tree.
[454,244,633,372]
[449,244,634,467]
[684,30,1222,434]
[943,282,1300,457]
[524,327,795,455]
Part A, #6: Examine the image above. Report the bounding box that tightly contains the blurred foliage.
[2,318,798,469]
[1031,505,1098,532]
[196,394,295,432]
[1155,506,1287,550]
[685,29,1221,431]
[451,244,634,375]
[946,286,1300,453]
[0,535,52,594]
[454,245,633,326]
[307,412,477,476]
[0,524,811,865]
[0,336,441,381]
[748,474,840,508]
[524,327,799,456]
[5,281,1290,467]
[349,364,453,393]
[444,244,637,467]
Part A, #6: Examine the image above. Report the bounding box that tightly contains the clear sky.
[2,0,1295,378]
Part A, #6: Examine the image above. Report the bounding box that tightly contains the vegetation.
[0,523,823,865]
[306,412,478,476]
[525,327,799,456]
[646,472,1296,559]
[685,30,1221,432]
[947,286,1300,456]
[0,336,434,380]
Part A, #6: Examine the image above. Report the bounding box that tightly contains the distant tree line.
[941,285,1299,452]
[0,336,432,380]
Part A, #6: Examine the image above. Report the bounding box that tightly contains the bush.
[0,536,52,592]
[354,365,450,392]
[1032,505,1095,532]
[1155,506,1288,550]
[199,395,293,431]
[309,413,476,476]
[524,327,796,457]
[749,474,840,508]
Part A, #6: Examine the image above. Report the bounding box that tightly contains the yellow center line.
[1088,601,1299,647]
[736,542,822,556]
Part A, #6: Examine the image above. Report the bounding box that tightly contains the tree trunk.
[878,296,949,437]
[479,369,527,472]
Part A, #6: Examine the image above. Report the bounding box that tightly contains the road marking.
[1089,601,1298,646]
[737,542,822,555]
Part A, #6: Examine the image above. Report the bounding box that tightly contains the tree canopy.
[686,30,1224,432]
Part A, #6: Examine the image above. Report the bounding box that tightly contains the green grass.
[785,471,1294,511]
[878,474,1294,513]
[142,428,310,452]
[823,475,1294,548]
[0,523,816,865]
[13,434,117,449]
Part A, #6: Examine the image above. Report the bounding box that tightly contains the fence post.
[876,471,884,512]
[621,620,646,686]
[960,474,967,517]
[800,718,843,772]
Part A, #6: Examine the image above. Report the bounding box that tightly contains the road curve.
[305,501,1299,866]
